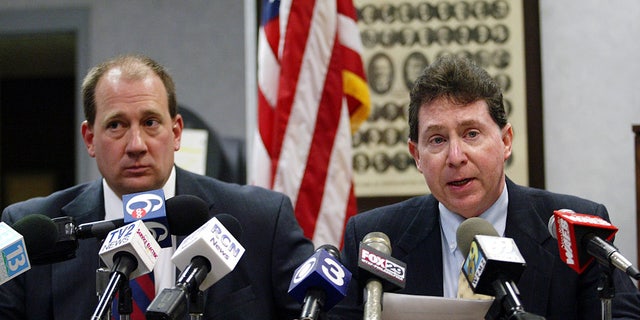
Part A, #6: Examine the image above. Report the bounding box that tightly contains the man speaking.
[329,56,640,319]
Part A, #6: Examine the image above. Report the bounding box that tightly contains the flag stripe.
[295,19,342,237]
[273,0,333,207]
[313,99,354,245]
[254,0,370,248]
[270,0,315,166]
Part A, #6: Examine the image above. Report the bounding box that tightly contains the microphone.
[10,214,58,257]
[358,232,407,320]
[457,217,543,320]
[79,194,210,239]
[146,214,245,319]
[26,194,210,265]
[91,220,161,320]
[0,217,56,285]
[123,189,171,247]
[288,244,352,320]
[548,209,640,279]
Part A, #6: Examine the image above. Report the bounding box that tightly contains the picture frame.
[352,0,543,211]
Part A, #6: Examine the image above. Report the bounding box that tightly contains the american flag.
[252,0,370,248]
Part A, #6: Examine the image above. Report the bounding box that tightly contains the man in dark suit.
[0,54,314,319]
[329,55,640,319]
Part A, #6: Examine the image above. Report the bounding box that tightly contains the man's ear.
[408,138,422,173]
[172,115,184,151]
[81,121,96,158]
[502,123,513,162]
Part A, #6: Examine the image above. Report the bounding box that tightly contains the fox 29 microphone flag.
[252,0,370,248]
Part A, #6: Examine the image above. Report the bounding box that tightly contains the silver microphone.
[362,232,391,320]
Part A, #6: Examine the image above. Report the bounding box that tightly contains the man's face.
[408,98,512,218]
[81,67,183,198]
[373,58,392,91]
[406,57,426,83]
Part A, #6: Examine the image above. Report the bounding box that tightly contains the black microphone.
[0,215,57,285]
[26,194,210,265]
[548,209,640,279]
[357,232,406,320]
[457,217,544,320]
[10,214,59,257]
[288,244,352,320]
[80,194,210,239]
[91,220,161,320]
[146,214,245,320]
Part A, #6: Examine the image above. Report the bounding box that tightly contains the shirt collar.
[439,184,509,254]
[103,166,177,221]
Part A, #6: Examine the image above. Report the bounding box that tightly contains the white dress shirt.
[439,185,508,298]
[102,166,178,294]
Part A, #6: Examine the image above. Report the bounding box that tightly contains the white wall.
[541,0,640,266]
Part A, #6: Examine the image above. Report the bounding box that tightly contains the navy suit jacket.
[329,179,640,319]
[0,167,314,319]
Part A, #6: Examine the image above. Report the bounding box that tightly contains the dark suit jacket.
[0,167,314,320]
[329,179,640,320]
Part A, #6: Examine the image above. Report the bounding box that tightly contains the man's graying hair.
[81,54,178,125]
[407,55,507,142]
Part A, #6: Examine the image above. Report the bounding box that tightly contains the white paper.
[381,293,493,320]
[175,128,208,175]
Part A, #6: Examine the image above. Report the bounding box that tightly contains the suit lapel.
[51,180,105,320]
[175,167,217,209]
[393,196,445,296]
[394,196,440,257]
[173,167,217,245]
[504,180,555,315]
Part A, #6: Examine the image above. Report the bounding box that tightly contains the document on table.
[381,293,493,320]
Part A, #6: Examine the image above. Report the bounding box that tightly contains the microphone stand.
[91,270,128,320]
[95,267,111,320]
[90,254,137,320]
[117,281,133,320]
[299,288,325,320]
[598,264,614,320]
[485,278,545,320]
[363,278,383,320]
[188,289,205,320]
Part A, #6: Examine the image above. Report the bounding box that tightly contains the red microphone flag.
[552,210,618,274]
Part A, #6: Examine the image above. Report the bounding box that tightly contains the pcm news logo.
[209,220,242,260]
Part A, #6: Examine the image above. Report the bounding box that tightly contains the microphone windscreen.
[165,195,210,235]
[547,209,575,239]
[456,217,499,257]
[362,232,391,255]
[317,244,341,261]
[214,213,243,240]
[358,232,406,289]
[12,214,58,256]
